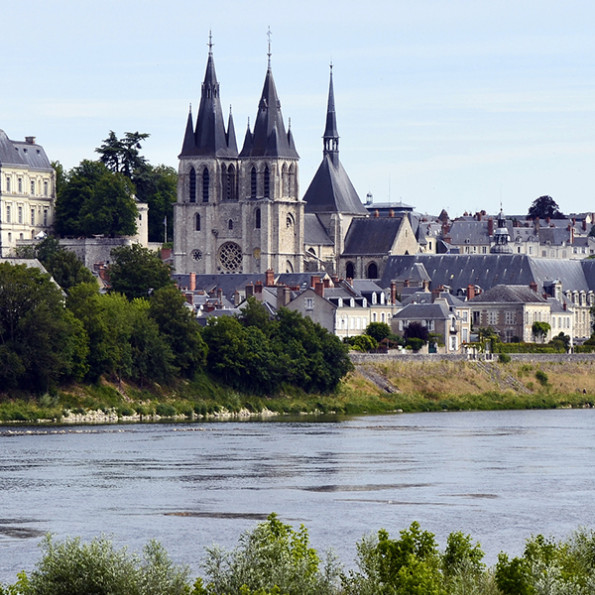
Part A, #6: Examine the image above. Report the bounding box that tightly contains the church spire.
[323,63,339,165]
[183,32,237,158]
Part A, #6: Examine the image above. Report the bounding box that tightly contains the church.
[173,37,418,277]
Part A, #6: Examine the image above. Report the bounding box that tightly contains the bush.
[498,353,511,364]
[535,370,549,386]
[21,535,189,594]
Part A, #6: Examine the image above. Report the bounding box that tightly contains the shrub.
[535,370,549,386]
[498,353,511,364]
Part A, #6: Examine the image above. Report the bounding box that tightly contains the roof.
[447,220,491,245]
[394,302,450,320]
[240,63,298,159]
[180,48,238,158]
[303,154,367,215]
[304,213,333,246]
[0,130,52,170]
[342,216,407,256]
[470,284,547,304]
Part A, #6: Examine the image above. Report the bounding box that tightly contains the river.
[0,408,594,582]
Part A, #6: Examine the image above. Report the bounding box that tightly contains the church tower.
[174,35,303,275]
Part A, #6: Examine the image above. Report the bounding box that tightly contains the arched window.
[227,164,236,200]
[195,213,201,231]
[288,164,295,197]
[345,262,355,279]
[264,165,270,198]
[202,167,209,202]
[281,163,288,195]
[255,208,261,229]
[367,262,378,279]
[228,219,234,230]
[221,164,227,200]
[189,168,196,203]
[251,167,257,198]
[286,213,294,228]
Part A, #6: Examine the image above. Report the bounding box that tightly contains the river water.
[0,409,594,582]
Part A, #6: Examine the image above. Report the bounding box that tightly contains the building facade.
[0,131,55,257]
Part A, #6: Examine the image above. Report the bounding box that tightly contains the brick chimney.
[390,281,397,305]
[217,288,223,302]
[389,209,394,218]
[487,218,494,236]
[245,283,254,298]
[265,268,275,287]
[467,284,475,300]
[374,209,379,218]
[314,281,324,298]
[310,275,320,288]
[323,277,330,288]
[189,272,196,292]
[254,281,263,295]
[529,281,538,292]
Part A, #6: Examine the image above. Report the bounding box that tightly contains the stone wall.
[349,351,595,364]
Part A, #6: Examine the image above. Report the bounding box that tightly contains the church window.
[227,164,236,200]
[255,208,261,229]
[191,249,203,261]
[251,167,257,198]
[346,262,355,279]
[288,164,295,197]
[282,163,288,195]
[202,167,209,202]
[228,219,233,230]
[286,213,294,228]
[218,242,242,273]
[367,262,378,279]
[221,164,227,199]
[285,260,294,273]
[195,213,201,231]
[189,168,196,203]
[264,166,270,198]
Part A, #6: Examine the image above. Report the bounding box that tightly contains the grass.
[0,360,593,423]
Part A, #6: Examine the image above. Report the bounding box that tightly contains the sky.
[4,0,595,218]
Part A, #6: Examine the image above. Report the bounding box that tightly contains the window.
[31,208,35,225]
[43,209,48,226]
[202,167,209,202]
[367,262,378,279]
[6,205,11,223]
[44,180,49,196]
[18,178,22,193]
[195,213,201,231]
[255,208,261,229]
[264,166,270,198]
[189,168,196,202]
[286,214,294,228]
[488,311,498,325]
[5,177,10,192]
[30,181,35,195]
[305,297,314,311]
[251,168,257,198]
[228,219,233,230]
[18,206,23,224]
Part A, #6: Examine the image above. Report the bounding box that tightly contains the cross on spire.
[267,26,272,66]
[208,30,213,54]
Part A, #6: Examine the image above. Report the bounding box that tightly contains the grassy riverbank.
[0,360,594,423]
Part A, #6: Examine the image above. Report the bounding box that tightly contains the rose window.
[218,242,242,272]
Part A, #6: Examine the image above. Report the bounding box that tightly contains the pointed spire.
[226,105,238,154]
[190,32,238,158]
[179,105,195,156]
[323,63,339,165]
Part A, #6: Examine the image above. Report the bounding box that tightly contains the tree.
[0,263,88,391]
[404,321,429,343]
[96,131,150,178]
[198,513,339,595]
[108,244,173,300]
[532,321,551,343]
[54,160,138,237]
[365,322,391,343]
[527,195,565,220]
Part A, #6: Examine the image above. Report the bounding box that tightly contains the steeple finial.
[208,30,213,55]
[267,26,272,67]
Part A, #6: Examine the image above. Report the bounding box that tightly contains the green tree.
[109,244,173,300]
[198,513,339,595]
[96,130,150,178]
[149,285,207,377]
[527,195,565,220]
[346,334,378,352]
[365,322,391,343]
[54,160,137,238]
[0,263,88,392]
[532,321,551,343]
[22,535,189,595]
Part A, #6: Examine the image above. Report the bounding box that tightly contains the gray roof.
[304,213,333,246]
[0,130,52,170]
[172,273,265,302]
[445,220,491,245]
[342,216,407,256]
[394,302,450,320]
[470,284,547,304]
[303,154,367,216]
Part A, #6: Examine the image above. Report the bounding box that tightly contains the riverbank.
[1,359,594,423]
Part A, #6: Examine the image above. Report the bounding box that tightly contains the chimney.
[467,284,475,300]
[254,281,263,295]
[477,211,482,221]
[487,218,494,236]
[282,285,291,306]
[389,209,394,218]
[529,281,538,292]
[185,293,193,305]
[404,279,410,288]
[246,283,254,298]
[374,209,379,218]
[234,290,241,307]
[323,277,330,288]
[390,281,397,305]
[310,275,321,288]
[217,288,223,302]
[563,302,567,311]
[25,136,36,144]
[265,268,275,287]
[189,272,196,292]
[315,281,324,298]
[570,226,574,244]
[583,219,587,231]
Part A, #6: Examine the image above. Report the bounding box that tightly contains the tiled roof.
[342,217,406,256]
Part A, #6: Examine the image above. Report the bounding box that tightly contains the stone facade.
[0,132,55,257]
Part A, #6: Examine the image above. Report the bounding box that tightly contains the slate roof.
[0,130,52,170]
[393,302,450,320]
[303,154,367,215]
[470,284,547,304]
[342,216,407,256]
[172,273,265,302]
[180,47,237,158]
[304,213,333,246]
[445,220,492,245]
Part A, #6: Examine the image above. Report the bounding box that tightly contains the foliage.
[499,353,511,363]
[0,262,88,392]
[532,321,551,343]
[535,369,549,386]
[54,160,138,237]
[406,337,425,351]
[96,130,149,178]
[527,195,565,220]
[549,332,571,353]
[20,535,189,595]
[403,321,429,343]
[197,513,340,595]
[108,244,173,300]
[365,322,391,343]
[346,334,378,352]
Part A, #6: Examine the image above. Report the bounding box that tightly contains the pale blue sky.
[4,0,595,217]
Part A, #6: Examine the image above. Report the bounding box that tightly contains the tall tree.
[96,131,149,177]
[527,195,565,220]
[108,244,173,300]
